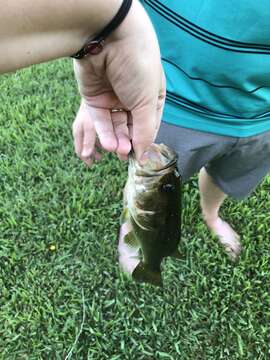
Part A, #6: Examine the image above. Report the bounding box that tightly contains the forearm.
[0,0,122,73]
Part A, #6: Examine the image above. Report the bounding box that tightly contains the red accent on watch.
[85,41,105,56]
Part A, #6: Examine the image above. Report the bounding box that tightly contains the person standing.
[139,0,270,259]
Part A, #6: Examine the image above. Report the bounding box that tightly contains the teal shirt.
[142,0,270,137]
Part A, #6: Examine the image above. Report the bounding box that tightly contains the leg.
[198,167,241,260]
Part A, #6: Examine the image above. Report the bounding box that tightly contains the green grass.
[0,60,270,359]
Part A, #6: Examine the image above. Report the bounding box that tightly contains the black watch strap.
[71,0,133,59]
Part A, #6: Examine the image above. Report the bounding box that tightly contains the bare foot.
[205,217,241,260]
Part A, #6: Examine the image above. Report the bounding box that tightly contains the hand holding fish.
[72,0,165,165]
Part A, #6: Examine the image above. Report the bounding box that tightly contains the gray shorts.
[156,122,270,200]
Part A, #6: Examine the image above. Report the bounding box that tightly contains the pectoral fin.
[124,231,139,248]
[132,262,163,287]
[120,207,129,225]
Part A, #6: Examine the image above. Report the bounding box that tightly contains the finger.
[155,95,166,138]
[111,111,131,160]
[127,112,133,143]
[131,103,157,161]
[94,151,102,161]
[72,103,85,157]
[73,102,97,166]
[156,71,167,135]
[81,116,96,161]
[88,107,118,152]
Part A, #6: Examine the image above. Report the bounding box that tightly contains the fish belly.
[118,218,140,275]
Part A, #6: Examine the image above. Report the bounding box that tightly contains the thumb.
[131,104,157,161]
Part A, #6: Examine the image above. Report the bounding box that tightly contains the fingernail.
[136,144,157,165]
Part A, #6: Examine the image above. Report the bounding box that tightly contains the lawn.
[0,60,270,360]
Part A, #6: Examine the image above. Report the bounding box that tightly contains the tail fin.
[132,262,163,287]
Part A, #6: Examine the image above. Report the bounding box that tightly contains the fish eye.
[161,183,175,192]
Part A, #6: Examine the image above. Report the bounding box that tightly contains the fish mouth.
[129,143,177,174]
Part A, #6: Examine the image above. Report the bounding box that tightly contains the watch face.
[86,41,104,56]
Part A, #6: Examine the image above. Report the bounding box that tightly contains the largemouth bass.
[118,143,181,287]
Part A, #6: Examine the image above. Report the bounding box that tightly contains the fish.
[118,143,182,287]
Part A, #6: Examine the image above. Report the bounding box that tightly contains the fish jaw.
[132,261,163,287]
[131,143,178,173]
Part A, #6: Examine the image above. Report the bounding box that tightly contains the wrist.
[108,0,158,45]
[74,0,124,51]
[0,0,124,73]
[71,0,133,58]
[72,0,157,59]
